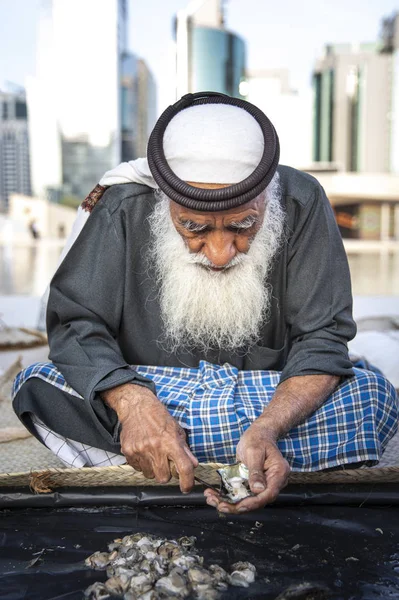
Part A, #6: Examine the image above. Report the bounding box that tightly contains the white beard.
[147,173,285,353]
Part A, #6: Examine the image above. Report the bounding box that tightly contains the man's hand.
[204,374,339,513]
[102,384,198,493]
[204,418,290,513]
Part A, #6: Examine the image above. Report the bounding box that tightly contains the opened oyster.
[217,462,254,504]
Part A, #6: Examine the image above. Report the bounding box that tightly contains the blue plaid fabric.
[13,360,398,471]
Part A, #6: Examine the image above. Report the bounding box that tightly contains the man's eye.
[181,221,209,233]
[227,224,255,233]
[227,218,257,233]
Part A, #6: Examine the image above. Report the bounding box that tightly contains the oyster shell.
[187,566,213,586]
[217,462,253,503]
[177,536,197,550]
[274,582,332,599]
[229,561,257,587]
[128,573,154,595]
[157,540,181,560]
[208,564,228,583]
[155,568,190,597]
[84,532,257,598]
[135,591,162,600]
[85,551,113,570]
[171,554,202,570]
[105,575,130,596]
[195,587,220,600]
[84,582,110,599]
[208,565,229,592]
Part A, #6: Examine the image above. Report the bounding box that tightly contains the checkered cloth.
[13,360,398,471]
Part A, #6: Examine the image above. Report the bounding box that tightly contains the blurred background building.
[0,87,31,211]
[27,0,156,204]
[175,0,246,98]
[135,59,157,158]
[116,54,157,163]
[244,69,313,168]
[313,12,399,174]
[310,12,399,243]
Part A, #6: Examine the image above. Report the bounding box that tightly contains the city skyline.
[0,89,31,209]
[1,0,398,114]
[15,0,157,203]
[27,0,129,200]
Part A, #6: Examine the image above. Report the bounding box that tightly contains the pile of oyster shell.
[84,532,256,599]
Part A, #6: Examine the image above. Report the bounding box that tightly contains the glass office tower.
[28,0,126,200]
[175,0,247,100]
[191,27,246,96]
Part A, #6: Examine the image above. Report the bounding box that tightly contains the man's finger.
[204,488,221,508]
[169,460,179,479]
[169,446,198,479]
[139,456,155,480]
[171,447,195,493]
[244,447,267,494]
[129,457,141,472]
[263,459,290,501]
[184,444,199,467]
[152,456,172,484]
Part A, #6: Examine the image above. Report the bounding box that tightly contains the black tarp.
[1,484,399,600]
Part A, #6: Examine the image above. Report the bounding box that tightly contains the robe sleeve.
[46,191,156,416]
[279,184,356,383]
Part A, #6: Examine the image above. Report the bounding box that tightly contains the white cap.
[163,104,264,184]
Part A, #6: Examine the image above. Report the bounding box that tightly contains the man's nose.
[203,231,236,268]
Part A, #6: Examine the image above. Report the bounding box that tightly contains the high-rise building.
[0,88,32,211]
[313,12,399,173]
[28,0,156,201]
[175,0,246,99]
[245,69,313,169]
[121,53,139,162]
[135,59,157,158]
[120,55,157,161]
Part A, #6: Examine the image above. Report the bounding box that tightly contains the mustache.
[186,252,248,270]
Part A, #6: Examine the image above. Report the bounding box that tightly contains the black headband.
[147,91,280,212]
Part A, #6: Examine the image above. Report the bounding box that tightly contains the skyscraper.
[175,0,246,99]
[245,69,313,169]
[313,12,399,173]
[0,88,32,211]
[135,59,157,158]
[120,55,157,161]
[121,53,139,162]
[28,0,156,201]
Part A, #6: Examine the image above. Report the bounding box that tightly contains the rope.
[0,464,398,494]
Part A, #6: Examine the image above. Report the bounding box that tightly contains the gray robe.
[14,165,357,451]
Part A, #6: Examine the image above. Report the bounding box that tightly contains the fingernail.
[207,499,217,507]
[253,482,265,491]
[218,507,229,513]
[238,507,248,513]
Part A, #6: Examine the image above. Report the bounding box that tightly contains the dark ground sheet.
[0,488,399,600]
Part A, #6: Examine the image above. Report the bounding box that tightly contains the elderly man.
[13,92,397,514]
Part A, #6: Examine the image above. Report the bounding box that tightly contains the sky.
[0,0,398,113]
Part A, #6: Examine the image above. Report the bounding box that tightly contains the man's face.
[149,176,284,351]
[169,183,266,270]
